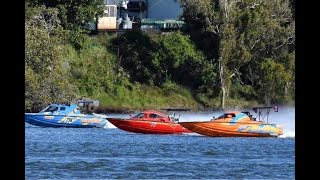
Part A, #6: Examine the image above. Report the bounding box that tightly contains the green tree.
[27,0,104,49]
[68,36,130,97]
[152,32,208,88]
[257,58,291,104]
[180,0,295,107]
[27,0,103,31]
[25,7,77,111]
[234,0,295,104]
[111,31,157,85]
[112,31,211,90]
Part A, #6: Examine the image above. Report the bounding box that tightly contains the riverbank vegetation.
[25,0,295,112]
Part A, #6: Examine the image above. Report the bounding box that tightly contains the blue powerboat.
[25,100,108,128]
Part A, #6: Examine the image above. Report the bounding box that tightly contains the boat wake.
[270,106,295,138]
[183,132,202,136]
[102,113,129,129]
[279,132,295,138]
[104,121,117,129]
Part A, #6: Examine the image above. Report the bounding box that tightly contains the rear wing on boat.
[76,100,99,115]
[160,108,191,112]
[251,105,279,123]
[252,105,278,113]
[160,108,190,123]
[77,100,99,106]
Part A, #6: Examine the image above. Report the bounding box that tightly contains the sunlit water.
[25,106,294,179]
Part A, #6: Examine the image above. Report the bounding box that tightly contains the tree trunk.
[221,85,226,109]
[219,57,225,109]
[285,81,291,95]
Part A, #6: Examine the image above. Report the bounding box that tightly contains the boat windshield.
[212,114,234,120]
[213,114,225,120]
[132,113,146,118]
[150,114,164,118]
[43,106,59,113]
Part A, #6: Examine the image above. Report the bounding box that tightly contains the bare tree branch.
[249,3,261,10]
[250,39,261,50]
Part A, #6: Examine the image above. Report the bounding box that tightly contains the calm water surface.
[26,108,295,179]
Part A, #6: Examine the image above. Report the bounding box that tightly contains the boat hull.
[179,121,283,137]
[25,113,107,128]
[107,118,191,134]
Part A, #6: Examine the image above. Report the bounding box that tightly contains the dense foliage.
[25,0,295,112]
[26,0,104,49]
[25,7,77,111]
[180,0,295,107]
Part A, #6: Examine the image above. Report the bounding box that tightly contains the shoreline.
[93,104,295,114]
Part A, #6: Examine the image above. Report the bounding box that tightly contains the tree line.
[25,0,295,112]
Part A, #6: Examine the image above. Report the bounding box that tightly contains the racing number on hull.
[59,117,77,124]
[150,122,156,127]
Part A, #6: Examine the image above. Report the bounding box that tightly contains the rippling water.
[26,107,295,179]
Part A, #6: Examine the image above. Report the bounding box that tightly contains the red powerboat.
[107,109,192,134]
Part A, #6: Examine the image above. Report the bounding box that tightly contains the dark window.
[44,106,58,112]
[150,114,164,118]
[132,113,146,118]
[150,114,157,118]
[60,107,66,111]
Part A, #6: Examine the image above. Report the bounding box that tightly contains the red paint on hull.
[108,118,191,134]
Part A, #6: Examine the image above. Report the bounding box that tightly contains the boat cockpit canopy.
[132,113,146,118]
[40,104,80,114]
[132,112,165,119]
[218,113,236,119]
[42,105,59,113]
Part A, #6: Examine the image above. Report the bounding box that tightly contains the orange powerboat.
[179,106,283,137]
[107,109,192,134]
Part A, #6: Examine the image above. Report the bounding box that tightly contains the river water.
[25,106,295,179]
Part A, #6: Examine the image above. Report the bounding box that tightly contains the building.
[92,0,184,31]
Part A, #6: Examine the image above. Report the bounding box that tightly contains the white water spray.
[270,106,295,138]
[103,113,131,129]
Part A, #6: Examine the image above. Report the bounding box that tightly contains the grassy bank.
[92,83,198,113]
[91,84,265,113]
